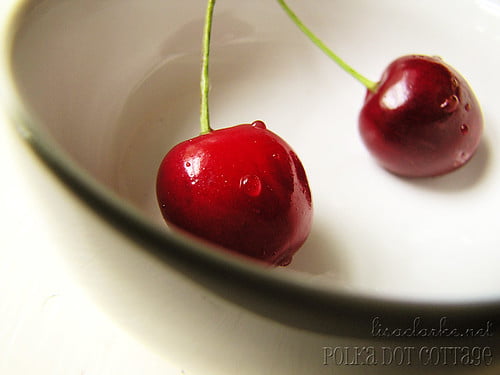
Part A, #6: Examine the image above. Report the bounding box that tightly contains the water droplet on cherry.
[451,77,459,89]
[185,161,191,167]
[460,124,469,135]
[272,153,281,160]
[239,174,262,197]
[440,95,459,113]
[278,254,293,266]
[465,103,471,112]
[251,120,267,129]
[454,150,470,167]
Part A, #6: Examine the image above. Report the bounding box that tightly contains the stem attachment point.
[277,0,378,92]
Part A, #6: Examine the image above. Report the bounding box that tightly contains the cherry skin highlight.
[359,55,483,177]
[156,121,313,266]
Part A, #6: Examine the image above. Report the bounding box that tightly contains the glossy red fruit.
[359,55,483,177]
[156,121,313,266]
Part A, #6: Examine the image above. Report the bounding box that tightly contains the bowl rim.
[3,0,500,339]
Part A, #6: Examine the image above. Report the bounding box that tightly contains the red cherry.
[155,1,312,266]
[359,55,483,177]
[278,0,484,177]
[155,1,311,265]
[156,121,313,266]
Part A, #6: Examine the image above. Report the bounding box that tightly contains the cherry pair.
[156,0,483,266]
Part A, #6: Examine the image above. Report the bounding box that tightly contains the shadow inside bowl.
[287,222,351,278]
[396,135,492,193]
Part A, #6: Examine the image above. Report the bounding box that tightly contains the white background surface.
[0,112,183,375]
[0,1,181,373]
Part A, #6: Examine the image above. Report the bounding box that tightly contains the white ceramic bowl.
[4,0,500,373]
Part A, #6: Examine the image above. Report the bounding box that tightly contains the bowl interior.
[8,0,500,302]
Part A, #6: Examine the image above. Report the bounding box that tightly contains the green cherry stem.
[277,0,378,92]
[200,0,216,134]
